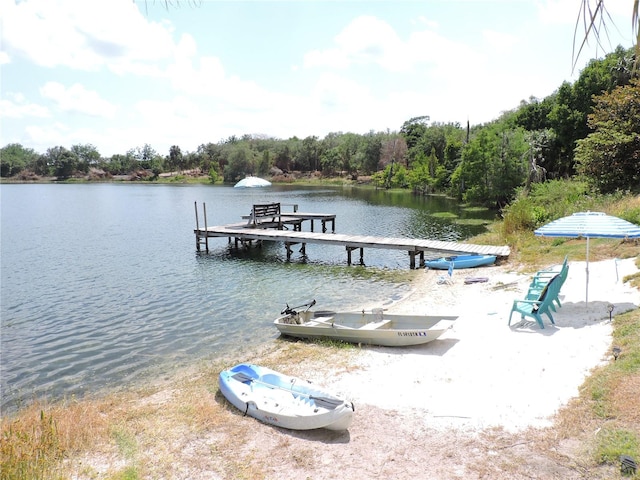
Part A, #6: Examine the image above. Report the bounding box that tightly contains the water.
[0,183,495,413]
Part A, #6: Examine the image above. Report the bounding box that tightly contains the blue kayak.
[219,363,354,431]
[425,254,496,270]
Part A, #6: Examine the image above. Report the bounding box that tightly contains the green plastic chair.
[509,274,561,329]
[527,256,569,310]
[530,255,568,288]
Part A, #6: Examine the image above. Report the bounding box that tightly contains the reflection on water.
[0,183,495,413]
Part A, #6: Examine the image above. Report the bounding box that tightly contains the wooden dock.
[194,202,510,269]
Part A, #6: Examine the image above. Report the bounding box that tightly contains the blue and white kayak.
[219,363,354,431]
[425,254,496,270]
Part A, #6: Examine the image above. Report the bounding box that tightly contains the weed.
[112,466,140,480]
[595,427,639,466]
[431,211,458,219]
[111,427,137,459]
[1,410,65,480]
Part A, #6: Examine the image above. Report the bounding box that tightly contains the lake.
[0,183,495,413]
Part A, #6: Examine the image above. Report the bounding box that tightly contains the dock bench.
[246,202,282,228]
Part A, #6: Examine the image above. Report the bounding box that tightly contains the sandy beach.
[324,256,640,433]
[241,256,640,479]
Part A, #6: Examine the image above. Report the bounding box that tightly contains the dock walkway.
[194,201,509,268]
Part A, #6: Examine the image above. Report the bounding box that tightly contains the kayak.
[425,254,496,270]
[219,363,354,431]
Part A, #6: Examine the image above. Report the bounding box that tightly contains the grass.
[551,300,640,477]
[0,397,117,479]
[430,211,458,219]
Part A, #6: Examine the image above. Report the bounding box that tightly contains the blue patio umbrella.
[534,212,640,303]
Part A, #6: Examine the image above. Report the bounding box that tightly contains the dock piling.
[194,202,210,252]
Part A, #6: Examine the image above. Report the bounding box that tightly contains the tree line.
[2,46,638,206]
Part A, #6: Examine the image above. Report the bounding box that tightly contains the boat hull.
[219,363,354,431]
[274,310,457,347]
[425,254,496,270]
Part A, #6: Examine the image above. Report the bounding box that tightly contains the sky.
[0,0,635,158]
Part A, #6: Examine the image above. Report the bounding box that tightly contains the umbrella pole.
[586,236,590,304]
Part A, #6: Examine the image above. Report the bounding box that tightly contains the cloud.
[40,82,118,118]
[413,15,439,29]
[536,0,582,25]
[0,93,50,119]
[1,0,176,73]
[537,0,632,26]
[304,15,407,71]
[20,122,81,153]
[167,54,227,95]
[303,13,482,76]
[482,29,518,54]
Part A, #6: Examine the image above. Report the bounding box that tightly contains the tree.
[47,146,78,179]
[357,131,383,174]
[493,129,529,207]
[128,144,158,170]
[571,47,632,137]
[514,96,554,132]
[391,164,409,188]
[442,137,463,183]
[197,142,225,175]
[182,151,199,172]
[71,144,100,173]
[407,150,435,193]
[320,148,341,176]
[545,82,581,177]
[274,142,293,172]
[379,133,407,170]
[293,136,322,172]
[453,130,495,203]
[168,145,183,173]
[0,143,40,177]
[400,116,430,153]
[575,78,640,192]
[336,133,361,175]
[523,129,555,191]
[452,124,528,206]
[105,153,135,175]
[320,133,361,176]
[208,168,220,184]
[258,150,271,176]
[510,47,635,180]
[319,132,343,175]
[223,144,256,182]
[414,124,446,167]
